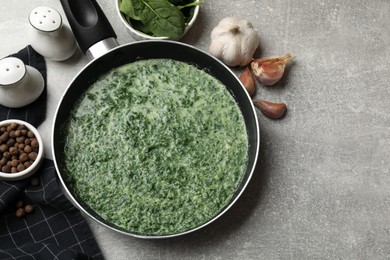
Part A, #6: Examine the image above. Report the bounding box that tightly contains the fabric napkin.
[0,46,103,259]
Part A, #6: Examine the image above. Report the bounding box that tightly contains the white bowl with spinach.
[117,0,201,40]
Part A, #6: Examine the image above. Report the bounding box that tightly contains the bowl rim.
[0,119,44,181]
[116,0,200,40]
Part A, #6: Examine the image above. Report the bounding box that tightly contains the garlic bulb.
[209,17,260,67]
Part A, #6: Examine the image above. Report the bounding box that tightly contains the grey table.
[1,0,390,259]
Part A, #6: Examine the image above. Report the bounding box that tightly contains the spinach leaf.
[120,0,202,38]
[119,0,141,20]
[129,18,153,35]
[138,0,185,38]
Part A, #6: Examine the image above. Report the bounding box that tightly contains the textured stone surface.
[1,0,390,259]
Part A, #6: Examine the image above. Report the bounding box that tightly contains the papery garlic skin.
[239,67,256,97]
[209,17,260,67]
[251,54,293,85]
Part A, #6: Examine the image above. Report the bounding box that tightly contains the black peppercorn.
[10,123,17,130]
[24,204,34,213]
[0,123,40,173]
[20,153,29,163]
[14,130,21,137]
[31,139,39,148]
[9,147,18,156]
[10,159,19,167]
[29,152,38,161]
[0,157,7,165]
[16,208,26,218]
[2,165,11,173]
[0,144,7,153]
[0,132,9,142]
[17,164,26,172]
[6,138,15,147]
[24,145,32,153]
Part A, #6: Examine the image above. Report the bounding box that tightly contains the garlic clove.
[253,99,287,119]
[251,54,293,85]
[239,67,256,97]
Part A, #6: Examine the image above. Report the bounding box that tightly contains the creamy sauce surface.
[62,59,248,235]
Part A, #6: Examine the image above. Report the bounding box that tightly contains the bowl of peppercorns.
[0,119,43,181]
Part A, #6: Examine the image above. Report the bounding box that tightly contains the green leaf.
[119,0,141,20]
[139,0,185,38]
[129,18,154,35]
[121,0,192,38]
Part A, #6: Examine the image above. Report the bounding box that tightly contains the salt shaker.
[0,57,44,108]
[28,6,77,61]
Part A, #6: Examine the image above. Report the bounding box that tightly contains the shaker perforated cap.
[29,6,62,32]
[0,57,26,86]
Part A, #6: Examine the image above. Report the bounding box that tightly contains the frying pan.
[53,0,260,238]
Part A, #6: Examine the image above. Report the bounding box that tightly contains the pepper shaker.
[28,6,77,61]
[0,57,44,108]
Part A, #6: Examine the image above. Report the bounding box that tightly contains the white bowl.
[116,0,200,41]
[0,119,44,181]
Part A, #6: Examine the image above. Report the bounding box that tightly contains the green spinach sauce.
[62,59,248,235]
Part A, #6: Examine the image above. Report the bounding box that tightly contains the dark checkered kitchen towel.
[0,46,103,259]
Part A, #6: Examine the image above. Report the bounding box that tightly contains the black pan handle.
[60,0,117,54]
